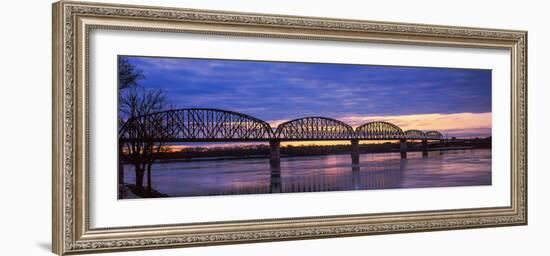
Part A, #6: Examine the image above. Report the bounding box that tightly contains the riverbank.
[121,137,491,164]
[152,146,480,163]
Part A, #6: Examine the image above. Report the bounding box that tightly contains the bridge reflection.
[218,156,406,196]
[276,156,405,194]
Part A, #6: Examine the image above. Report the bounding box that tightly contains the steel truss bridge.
[119,108,443,142]
[120,108,446,166]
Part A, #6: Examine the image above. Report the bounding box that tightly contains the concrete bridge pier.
[269,140,281,168]
[438,139,446,155]
[422,139,428,157]
[400,139,407,159]
[350,139,360,165]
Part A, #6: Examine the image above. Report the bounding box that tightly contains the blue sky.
[121,55,492,137]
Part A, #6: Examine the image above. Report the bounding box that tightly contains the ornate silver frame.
[52,1,527,255]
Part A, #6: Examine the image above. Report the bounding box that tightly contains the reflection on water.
[122,149,491,198]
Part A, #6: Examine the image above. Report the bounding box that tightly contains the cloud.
[123,55,492,129]
[267,112,492,138]
[340,112,491,138]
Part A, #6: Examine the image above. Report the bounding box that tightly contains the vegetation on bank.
[134,137,492,162]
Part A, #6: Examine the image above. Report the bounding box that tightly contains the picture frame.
[52,1,527,255]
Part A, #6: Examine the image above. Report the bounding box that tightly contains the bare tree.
[120,87,168,192]
[117,56,145,197]
[118,56,145,89]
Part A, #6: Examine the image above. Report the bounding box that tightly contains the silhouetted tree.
[117,57,169,194]
[120,87,168,191]
[117,57,145,197]
[118,56,145,89]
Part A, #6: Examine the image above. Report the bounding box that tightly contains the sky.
[122,55,492,140]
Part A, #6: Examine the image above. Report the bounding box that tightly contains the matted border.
[52,1,527,255]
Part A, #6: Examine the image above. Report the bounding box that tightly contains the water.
[121,149,491,198]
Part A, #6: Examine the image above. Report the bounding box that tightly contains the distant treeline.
[143,137,491,162]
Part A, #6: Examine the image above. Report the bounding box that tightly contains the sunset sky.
[123,55,492,144]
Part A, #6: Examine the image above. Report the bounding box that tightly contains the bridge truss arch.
[425,131,443,140]
[355,121,403,139]
[275,117,355,140]
[404,129,426,140]
[120,108,274,142]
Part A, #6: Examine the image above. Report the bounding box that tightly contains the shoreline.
[122,137,491,164]
[142,146,483,164]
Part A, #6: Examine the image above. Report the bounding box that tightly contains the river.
[122,149,491,198]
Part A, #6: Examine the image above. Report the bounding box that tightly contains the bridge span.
[120,108,446,166]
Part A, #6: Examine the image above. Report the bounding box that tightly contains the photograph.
[117,56,492,199]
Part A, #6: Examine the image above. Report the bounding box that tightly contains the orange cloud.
[281,140,351,147]
[340,112,491,132]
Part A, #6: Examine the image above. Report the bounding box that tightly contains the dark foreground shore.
[118,184,169,199]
